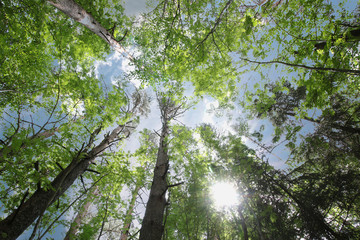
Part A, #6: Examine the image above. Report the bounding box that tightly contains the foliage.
[1,0,360,239]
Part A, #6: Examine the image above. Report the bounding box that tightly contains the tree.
[47,0,132,58]
[1,0,360,239]
[139,94,188,240]
[64,129,157,240]
[0,121,132,239]
[0,78,146,239]
[196,124,360,239]
[64,186,99,240]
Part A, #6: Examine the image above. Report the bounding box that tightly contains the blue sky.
[9,0,359,238]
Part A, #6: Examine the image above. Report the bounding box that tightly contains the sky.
[11,0,358,238]
[90,0,349,170]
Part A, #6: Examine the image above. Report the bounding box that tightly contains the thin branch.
[80,175,87,191]
[244,135,283,162]
[33,78,61,138]
[167,181,184,188]
[29,215,42,240]
[38,175,107,239]
[118,29,129,43]
[97,197,109,240]
[240,57,360,75]
[196,0,234,48]
[85,168,101,175]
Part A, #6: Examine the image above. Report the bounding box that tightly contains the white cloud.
[123,0,148,16]
[202,98,219,124]
[117,48,144,88]
[93,54,114,78]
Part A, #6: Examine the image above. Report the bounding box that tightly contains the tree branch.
[240,57,360,75]
[196,0,234,48]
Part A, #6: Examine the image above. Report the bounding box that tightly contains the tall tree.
[139,94,187,240]
[0,82,147,239]
[0,121,132,240]
[1,0,360,239]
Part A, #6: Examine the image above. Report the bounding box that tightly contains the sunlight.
[210,182,239,208]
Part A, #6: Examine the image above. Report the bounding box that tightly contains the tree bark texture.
[64,186,99,240]
[139,122,169,240]
[0,125,126,240]
[47,0,131,59]
[120,184,141,240]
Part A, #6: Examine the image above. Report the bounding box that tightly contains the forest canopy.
[0,0,359,239]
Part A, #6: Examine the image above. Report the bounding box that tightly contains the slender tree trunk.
[64,186,99,240]
[139,120,170,240]
[244,199,265,240]
[0,124,127,240]
[47,0,132,60]
[238,209,249,240]
[120,184,141,240]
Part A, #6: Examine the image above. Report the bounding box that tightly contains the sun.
[210,182,239,208]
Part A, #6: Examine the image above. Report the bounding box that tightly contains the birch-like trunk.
[64,186,99,240]
[120,184,141,240]
[47,0,132,59]
[0,124,127,240]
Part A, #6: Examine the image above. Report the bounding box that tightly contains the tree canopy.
[1,0,359,239]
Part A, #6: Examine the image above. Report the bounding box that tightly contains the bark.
[0,124,127,240]
[47,0,132,60]
[64,186,99,240]
[139,120,169,240]
[120,184,141,240]
[139,96,185,240]
[238,209,249,240]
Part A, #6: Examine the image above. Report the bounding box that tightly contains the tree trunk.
[238,209,249,240]
[0,124,127,240]
[138,96,185,240]
[139,120,169,240]
[120,184,141,240]
[64,186,99,240]
[47,0,131,59]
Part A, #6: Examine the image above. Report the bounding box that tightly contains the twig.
[196,0,234,48]
[97,197,109,240]
[38,175,107,239]
[239,57,360,75]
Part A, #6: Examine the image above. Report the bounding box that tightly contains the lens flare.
[210,182,239,208]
